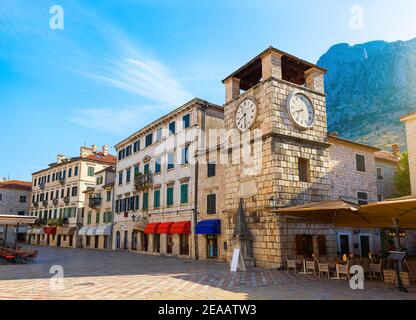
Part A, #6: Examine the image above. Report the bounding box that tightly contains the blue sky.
[1,0,416,181]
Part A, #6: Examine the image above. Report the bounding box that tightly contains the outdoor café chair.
[369,258,384,280]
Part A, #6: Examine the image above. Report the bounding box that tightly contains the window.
[19,196,26,203]
[118,172,123,185]
[74,166,79,176]
[377,167,383,180]
[155,157,161,173]
[0,194,2,201]
[126,168,131,183]
[378,194,383,201]
[47,175,50,183]
[166,186,174,206]
[181,146,189,165]
[357,192,369,205]
[168,121,176,135]
[143,192,149,210]
[145,133,153,147]
[61,189,64,198]
[207,163,216,177]
[55,190,59,199]
[298,158,309,182]
[66,188,70,197]
[167,152,174,170]
[133,140,140,153]
[34,178,37,186]
[18,211,25,216]
[118,150,124,160]
[106,190,111,202]
[134,165,140,176]
[50,191,53,199]
[207,194,216,214]
[180,184,188,204]
[126,145,132,157]
[182,114,190,129]
[71,187,78,197]
[356,154,366,172]
[87,167,95,177]
[96,212,100,224]
[134,195,139,210]
[68,168,72,178]
[62,170,66,179]
[156,128,163,141]
[154,189,161,208]
[87,212,92,225]
[295,235,314,257]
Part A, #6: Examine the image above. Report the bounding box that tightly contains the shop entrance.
[207,235,218,259]
[166,235,173,254]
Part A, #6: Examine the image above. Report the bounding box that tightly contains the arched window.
[116,231,121,249]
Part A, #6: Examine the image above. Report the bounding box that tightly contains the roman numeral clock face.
[235,98,257,131]
[287,91,315,129]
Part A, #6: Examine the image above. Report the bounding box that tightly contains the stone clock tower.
[222,47,332,268]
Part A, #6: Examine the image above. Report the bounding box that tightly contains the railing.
[52,199,59,206]
[39,183,45,190]
[39,218,47,225]
[42,200,48,207]
[89,197,102,208]
[63,196,70,204]
[59,178,66,185]
[33,201,39,207]
[134,172,153,190]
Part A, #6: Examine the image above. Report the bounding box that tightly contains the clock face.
[235,98,257,131]
[287,91,315,129]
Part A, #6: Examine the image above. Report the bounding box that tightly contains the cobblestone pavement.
[0,245,415,300]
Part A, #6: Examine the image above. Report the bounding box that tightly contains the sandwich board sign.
[230,248,246,272]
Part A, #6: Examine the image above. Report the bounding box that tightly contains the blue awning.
[195,219,221,235]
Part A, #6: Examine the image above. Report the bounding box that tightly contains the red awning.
[44,227,57,235]
[171,221,191,234]
[156,222,174,234]
[144,222,160,234]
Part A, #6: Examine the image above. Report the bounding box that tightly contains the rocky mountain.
[317,38,416,150]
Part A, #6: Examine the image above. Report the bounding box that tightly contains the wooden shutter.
[295,235,304,256]
[318,235,327,256]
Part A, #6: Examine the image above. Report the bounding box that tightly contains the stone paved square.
[0,245,415,300]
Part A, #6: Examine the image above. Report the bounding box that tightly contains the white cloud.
[69,105,164,135]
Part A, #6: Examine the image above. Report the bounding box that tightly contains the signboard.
[230,248,246,272]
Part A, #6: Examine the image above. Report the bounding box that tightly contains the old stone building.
[0,180,31,243]
[79,166,115,250]
[374,146,400,200]
[113,98,224,259]
[28,145,116,248]
[401,112,416,195]
[220,47,335,268]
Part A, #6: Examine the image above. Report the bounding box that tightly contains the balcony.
[63,196,70,204]
[52,199,59,206]
[42,200,48,207]
[89,197,102,209]
[59,178,66,185]
[39,183,46,190]
[33,201,39,207]
[134,172,153,191]
[39,218,47,225]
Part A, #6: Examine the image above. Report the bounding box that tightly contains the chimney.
[57,154,66,164]
[102,145,109,156]
[80,146,93,157]
[92,144,98,153]
[392,144,400,156]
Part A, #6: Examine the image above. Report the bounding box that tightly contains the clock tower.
[222,47,332,268]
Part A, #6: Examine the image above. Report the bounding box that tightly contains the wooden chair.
[336,260,353,280]
[286,256,298,273]
[305,259,317,275]
[369,258,385,280]
[316,257,336,279]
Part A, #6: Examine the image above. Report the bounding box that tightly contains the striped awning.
[78,227,89,236]
[144,222,160,234]
[156,222,174,234]
[171,221,191,234]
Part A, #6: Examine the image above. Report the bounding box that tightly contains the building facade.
[0,180,31,243]
[28,145,116,248]
[374,146,400,201]
[401,112,416,195]
[79,166,115,250]
[113,98,224,260]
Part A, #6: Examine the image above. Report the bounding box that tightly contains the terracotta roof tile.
[374,150,400,163]
[0,180,32,191]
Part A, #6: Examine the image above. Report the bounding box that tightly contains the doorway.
[180,234,189,256]
[166,235,173,254]
[94,236,99,249]
[116,231,121,249]
[57,235,61,247]
[207,235,218,259]
[153,234,160,253]
[141,232,148,252]
[340,235,351,255]
[360,235,371,257]
[131,231,138,250]
[124,231,128,250]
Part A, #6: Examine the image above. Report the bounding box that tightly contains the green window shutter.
[167,187,174,206]
[96,212,100,224]
[154,189,160,208]
[180,184,188,204]
[87,213,92,225]
[143,192,149,210]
